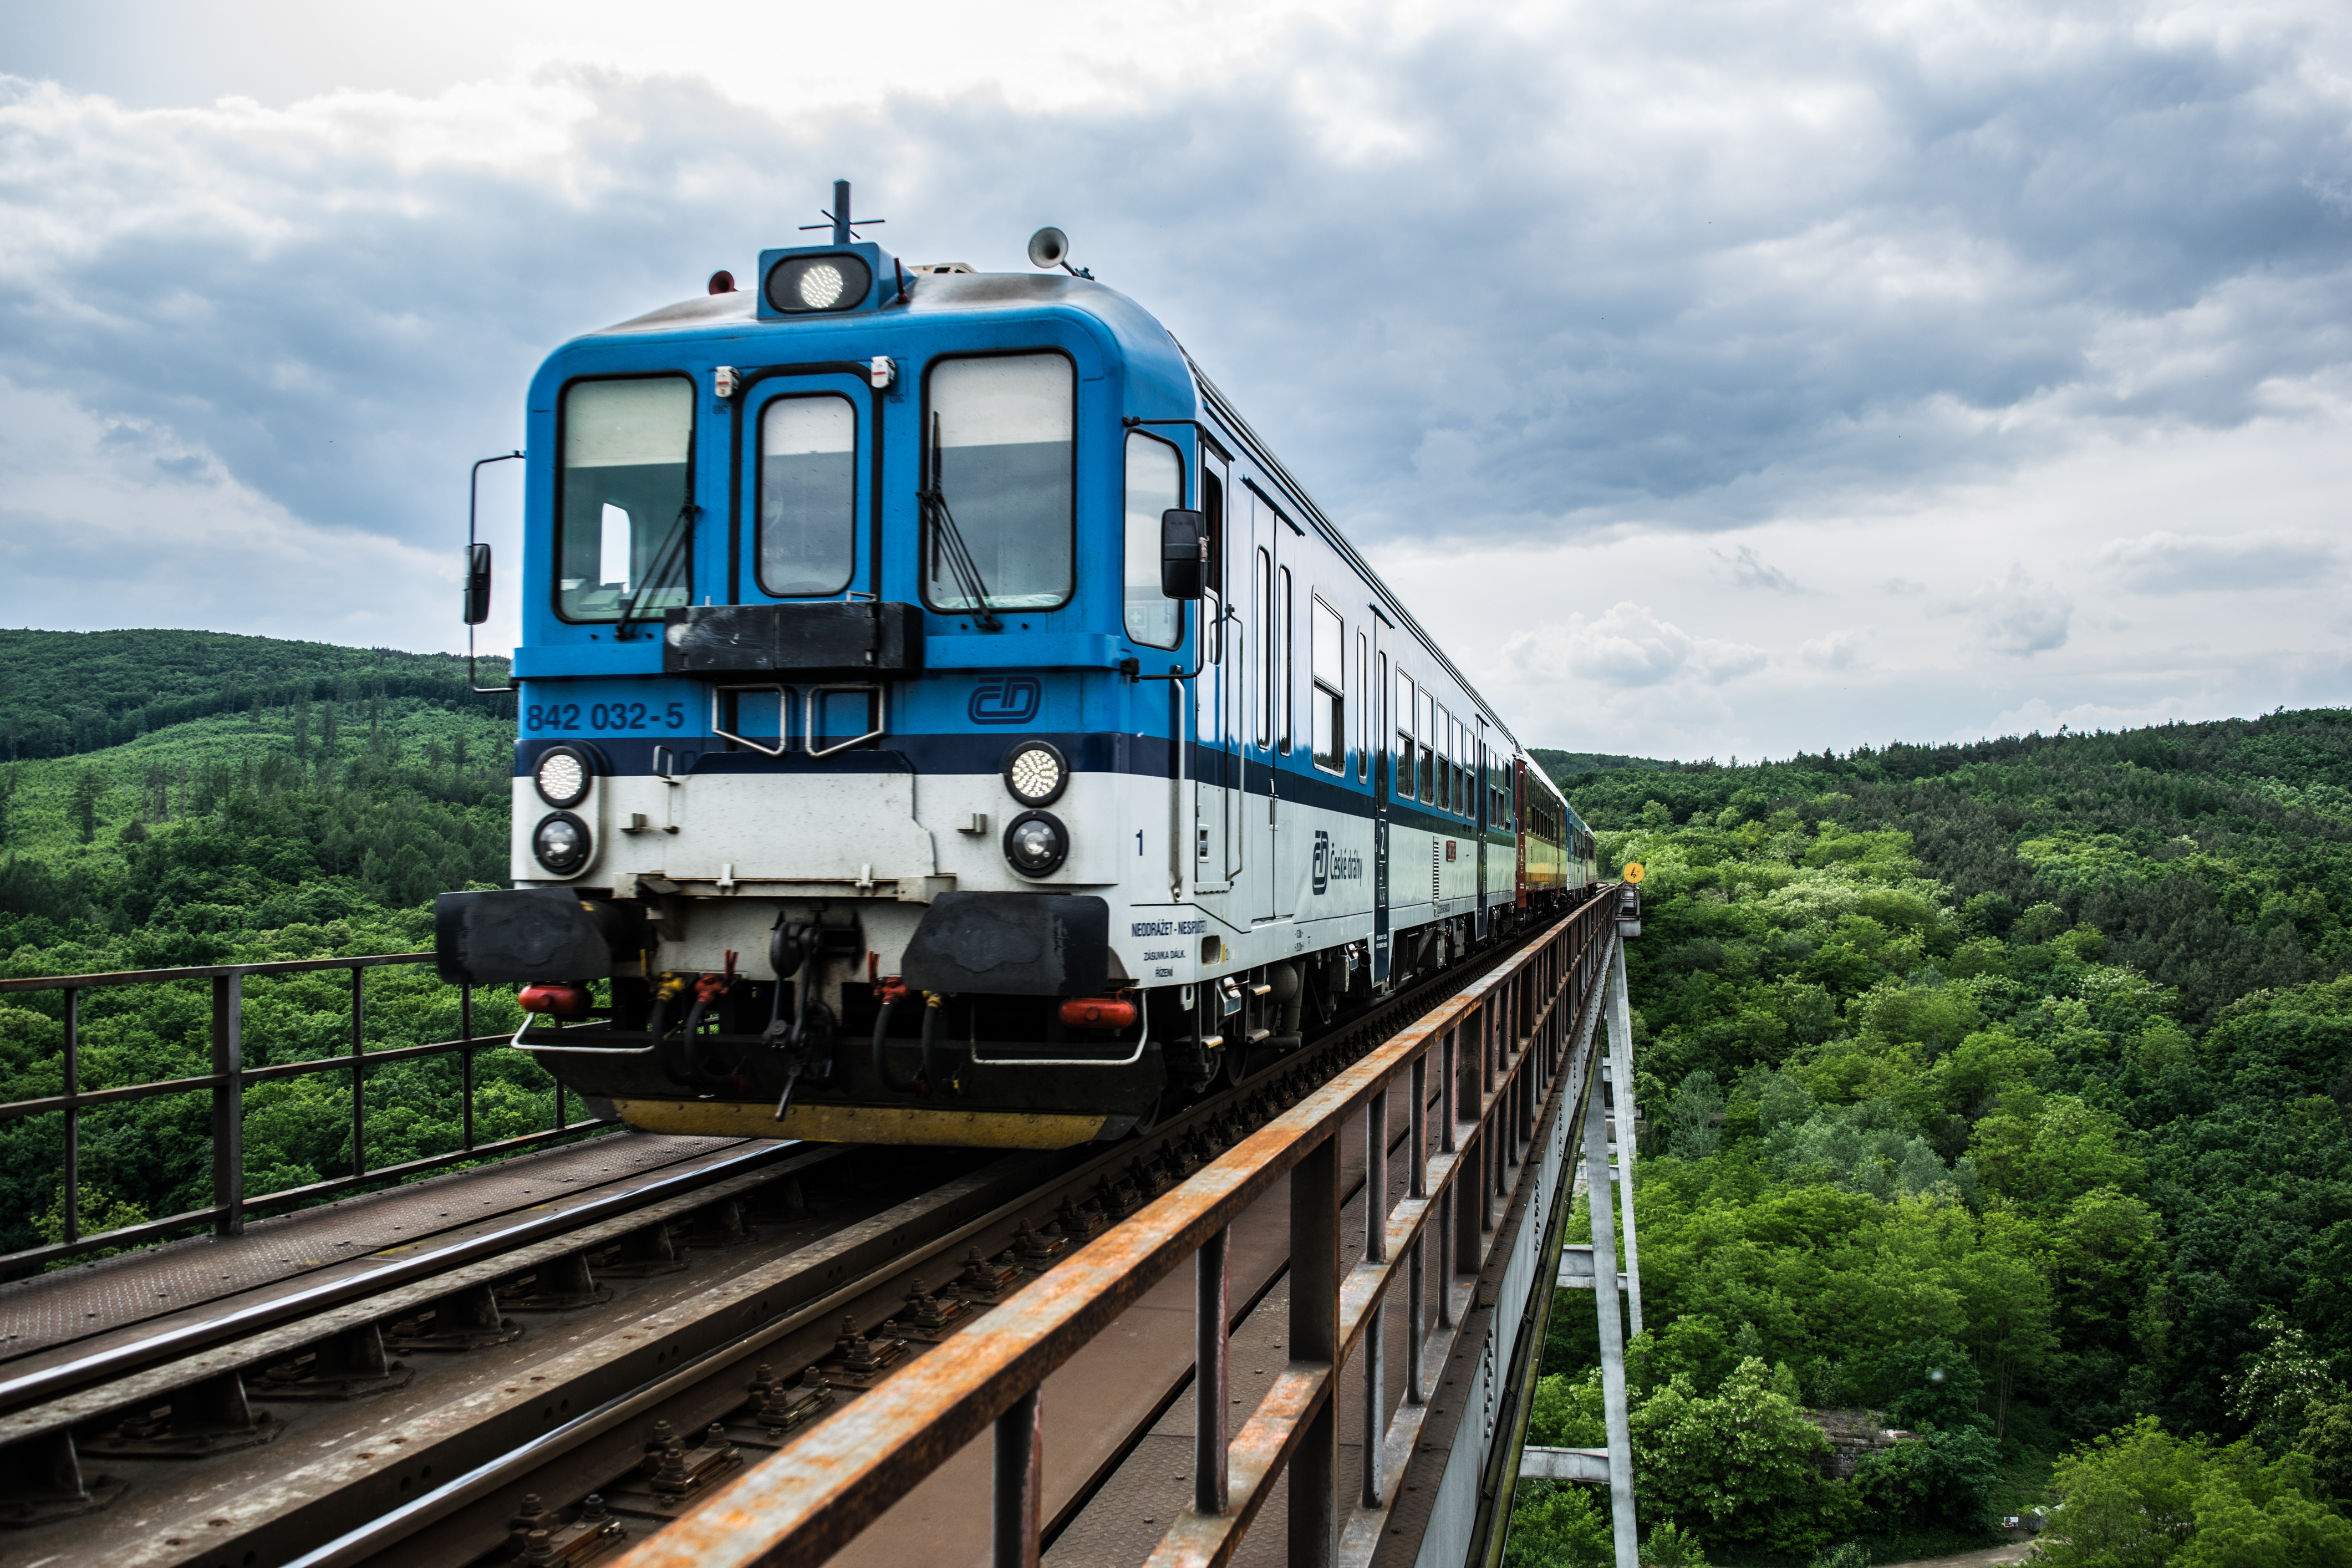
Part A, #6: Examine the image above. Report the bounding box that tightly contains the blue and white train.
[434,186,1598,1149]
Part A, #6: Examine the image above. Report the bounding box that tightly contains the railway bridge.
[0,887,1644,1568]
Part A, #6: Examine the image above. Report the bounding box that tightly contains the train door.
[1514,756,1530,908]
[1371,612,1393,983]
[1474,718,1491,941]
[1245,491,1277,922]
[717,371,878,755]
[1192,452,1239,919]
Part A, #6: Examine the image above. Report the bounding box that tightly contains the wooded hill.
[1515,710,2352,1566]
[0,630,530,1264]
[0,628,511,760]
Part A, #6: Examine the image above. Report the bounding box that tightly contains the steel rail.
[0,1136,805,1417]
[603,897,1613,1568]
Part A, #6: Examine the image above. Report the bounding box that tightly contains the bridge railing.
[0,954,612,1275]
[612,891,1621,1568]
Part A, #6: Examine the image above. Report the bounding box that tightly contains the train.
[433,184,1599,1149]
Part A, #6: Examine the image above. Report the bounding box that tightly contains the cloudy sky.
[2,0,2348,759]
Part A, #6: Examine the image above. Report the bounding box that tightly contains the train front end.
[433,229,1214,1148]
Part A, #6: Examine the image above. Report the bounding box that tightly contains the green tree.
[1630,1357,1842,1552]
[1951,1246,2058,1437]
[1642,1522,1713,1568]
[2228,1311,2341,1457]
[2038,1419,2206,1568]
[1505,1483,1615,1568]
[69,765,102,842]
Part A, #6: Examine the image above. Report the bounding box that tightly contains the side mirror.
[1160,509,1206,600]
[464,542,493,625]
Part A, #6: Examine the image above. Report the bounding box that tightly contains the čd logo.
[969,676,1041,724]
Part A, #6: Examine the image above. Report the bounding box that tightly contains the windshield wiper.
[614,503,696,642]
[922,414,1003,632]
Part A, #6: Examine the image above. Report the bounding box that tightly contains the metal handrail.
[608,891,1619,1568]
[0,951,615,1274]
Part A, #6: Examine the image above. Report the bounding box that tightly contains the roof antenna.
[800,179,885,244]
[1026,226,1094,280]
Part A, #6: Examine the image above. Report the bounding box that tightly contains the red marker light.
[1059,996,1138,1030]
[518,983,593,1018]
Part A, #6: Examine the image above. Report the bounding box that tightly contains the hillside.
[0,631,532,1262]
[0,628,510,761]
[1530,746,1687,778]
[1514,709,2352,1565]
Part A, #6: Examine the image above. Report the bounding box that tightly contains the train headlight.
[1002,740,1069,807]
[533,745,594,809]
[765,253,873,314]
[1002,810,1068,877]
[532,812,593,875]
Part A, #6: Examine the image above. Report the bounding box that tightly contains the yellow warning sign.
[1623,862,1646,884]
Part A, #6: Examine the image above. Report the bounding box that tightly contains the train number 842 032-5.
[527,701,687,733]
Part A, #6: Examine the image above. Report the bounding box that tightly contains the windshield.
[758,394,857,596]
[924,353,1073,613]
[557,376,694,623]
[1123,430,1183,649]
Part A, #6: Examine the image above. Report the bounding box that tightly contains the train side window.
[1419,690,1435,803]
[1355,630,1368,781]
[1452,716,1465,814]
[1310,598,1343,773]
[557,375,694,623]
[922,353,1074,615]
[1122,431,1184,649]
[1278,566,1295,752]
[1200,470,1225,663]
[1251,550,1270,752]
[1430,710,1449,808]
[756,394,856,597]
[1396,669,1414,798]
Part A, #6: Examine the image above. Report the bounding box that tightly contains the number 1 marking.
[1136,830,1144,856]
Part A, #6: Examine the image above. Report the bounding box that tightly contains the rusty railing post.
[460,982,477,1152]
[350,965,367,1179]
[211,973,243,1236]
[1291,1127,1341,1567]
[1362,1083,1389,1508]
[992,1385,1043,1568]
[62,986,79,1245]
[1195,1223,1230,1514]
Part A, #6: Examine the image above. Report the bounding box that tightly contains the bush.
[2038,1417,2352,1568]
[1642,1521,1712,1568]
[1631,1357,1847,1554]
[1852,1426,2003,1531]
[1506,1482,1613,1568]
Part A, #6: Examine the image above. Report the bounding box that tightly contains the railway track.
[0,938,1533,1568]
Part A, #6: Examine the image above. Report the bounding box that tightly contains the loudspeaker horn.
[1026,226,1069,270]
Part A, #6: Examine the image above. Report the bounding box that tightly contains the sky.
[1,0,2348,760]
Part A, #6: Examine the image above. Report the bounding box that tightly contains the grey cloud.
[2097,531,2339,594]
[1505,602,1766,689]
[1715,544,1802,593]
[1971,565,2072,655]
[0,0,2343,589]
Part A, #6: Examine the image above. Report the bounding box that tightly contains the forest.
[1511,711,2352,1566]
[0,629,534,1262]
